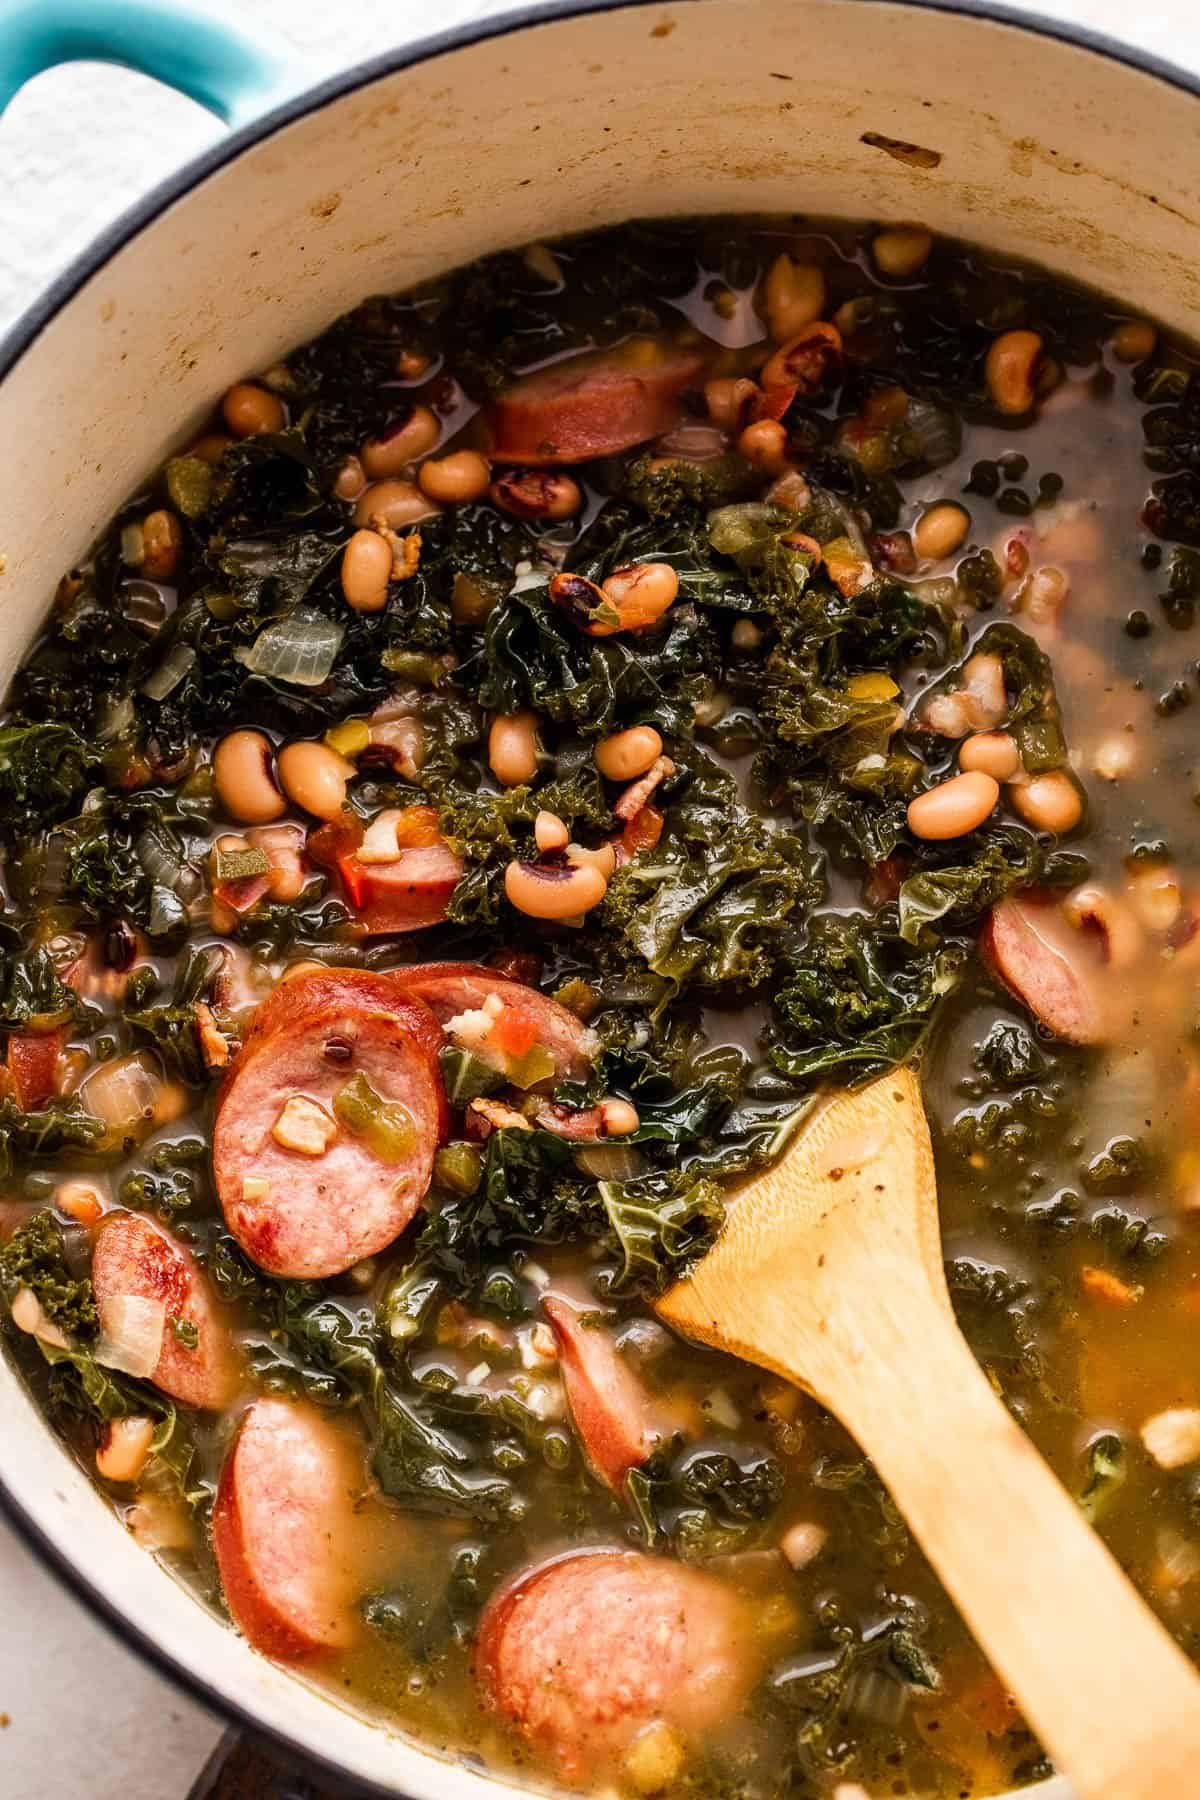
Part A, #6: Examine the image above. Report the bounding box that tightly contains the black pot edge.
[0,0,1194,1788]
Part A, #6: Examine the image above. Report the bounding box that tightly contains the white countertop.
[0,0,1192,1794]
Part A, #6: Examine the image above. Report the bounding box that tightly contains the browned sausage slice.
[213,998,441,1278]
[543,1297,656,1491]
[345,843,465,936]
[213,1399,363,1661]
[91,1211,239,1410]
[475,1550,754,1779]
[242,968,449,1143]
[484,341,709,466]
[982,894,1103,1044]
[396,962,596,1079]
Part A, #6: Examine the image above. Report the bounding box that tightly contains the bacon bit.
[1003,533,1032,580]
[271,1096,337,1156]
[614,755,675,822]
[750,383,796,423]
[764,469,812,511]
[195,1002,230,1071]
[1080,1264,1143,1309]
[864,852,910,908]
[873,530,918,576]
[486,947,542,986]
[378,525,423,580]
[534,1101,606,1141]
[467,1096,534,1138]
[55,1179,104,1226]
[822,538,874,597]
[614,803,665,866]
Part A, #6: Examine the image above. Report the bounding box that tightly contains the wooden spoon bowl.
[657,1068,1200,1800]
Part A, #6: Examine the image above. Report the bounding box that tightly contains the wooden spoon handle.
[825,1300,1200,1799]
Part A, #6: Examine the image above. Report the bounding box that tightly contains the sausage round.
[982,893,1104,1044]
[475,1549,754,1779]
[213,1398,363,1660]
[213,996,442,1278]
[395,962,596,1079]
[91,1211,239,1410]
[484,343,709,466]
[242,967,448,1144]
[345,842,464,935]
[543,1297,656,1491]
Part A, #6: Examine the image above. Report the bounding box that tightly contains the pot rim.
[0,0,1190,1792]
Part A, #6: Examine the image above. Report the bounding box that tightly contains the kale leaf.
[0,1210,98,1336]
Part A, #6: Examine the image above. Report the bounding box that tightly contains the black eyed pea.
[213,729,286,825]
[763,254,826,344]
[598,562,680,635]
[488,710,541,787]
[490,469,583,522]
[341,528,393,613]
[1112,320,1157,365]
[504,858,608,920]
[594,726,663,783]
[567,840,618,880]
[333,454,366,501]
[600,1097,640,1136]
[141,510,184,582]
[1010,769,1084,834]
[704,377,758,431]
[907,770,1000,840]
[361,404,441,478]
[96,1415,156,1484]
[913,502,970,562]
[534,810,569,854]
[276,740,356,822]
[417,450,492,505]
[737,419,788,475]
[958,731,1022,783]
[984,330,1044,415]
[354,479,442,531]
[222,382,285,438]
[872,226,933,280]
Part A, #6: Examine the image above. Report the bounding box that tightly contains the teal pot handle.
[0,0,302,125]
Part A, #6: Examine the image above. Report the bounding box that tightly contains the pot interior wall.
[0,0,1183,1793]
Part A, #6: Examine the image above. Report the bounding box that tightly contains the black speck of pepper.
[1125,609,1153,639]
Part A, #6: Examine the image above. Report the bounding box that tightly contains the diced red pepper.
[490,1006,540,1062]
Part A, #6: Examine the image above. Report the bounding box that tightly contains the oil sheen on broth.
[1,217,1198,1800]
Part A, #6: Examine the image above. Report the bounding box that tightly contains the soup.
[0,215,1197,1800]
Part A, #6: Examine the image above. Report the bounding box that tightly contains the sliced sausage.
[475,1549,755,1779]
[484,342,709,466]
[982,893,1104,1044]
[543,1298,656,1491]
[344,842,464,935]
[244,968,449,1142]
[91,1212,239,1410]
[5,1029,63,1109]
[395,962,595,1079]
[213,997,442,1278]
[213,1398,363,1661]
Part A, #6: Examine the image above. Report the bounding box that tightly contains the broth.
[1,216,1199,1800]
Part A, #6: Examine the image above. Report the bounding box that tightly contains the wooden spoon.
[656,1067,1200,1799]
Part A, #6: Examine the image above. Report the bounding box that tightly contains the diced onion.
[96,693,136,743]
[905,395,961,469]
[81,1051,162,1131]
[575,1144,646,1181]
[356,810,403,866]
[234,609,344,687]
[95,1295,165,1378]
[465,1360,491,1387]
[140,642,196,702]
[135,825,182,889]
[510,569,550,597]
[705,1387,740,1430]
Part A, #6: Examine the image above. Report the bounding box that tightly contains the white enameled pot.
[2,2,1197,1793]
